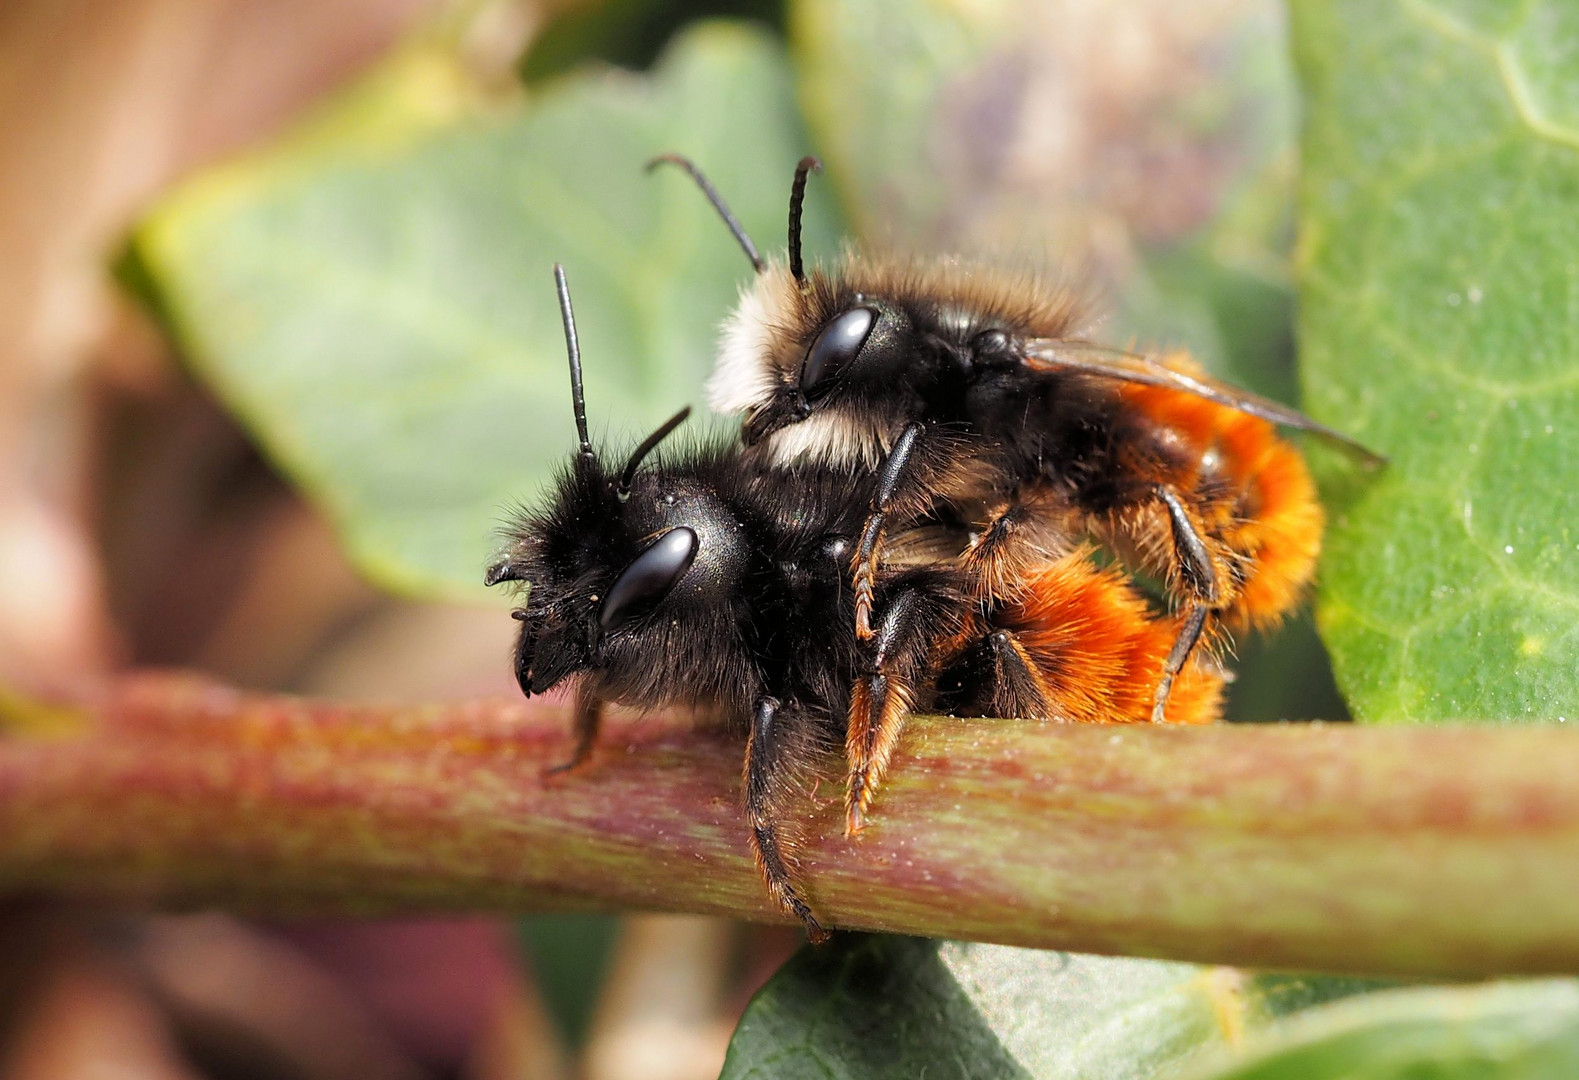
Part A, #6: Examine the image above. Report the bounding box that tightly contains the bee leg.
[1151,485,1224,723]
[1153,605,1210,724]
[1157,485,1224,606]
[983,629,1054,719]
[544,688,603,775]
[963,498,1042,601]
[853,422,925,639]
[846,586,930,836]
[745,695,828,942]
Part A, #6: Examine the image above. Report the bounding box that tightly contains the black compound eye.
[599,526,699,630]
[972,328,1010,357]
[800,306,876,395]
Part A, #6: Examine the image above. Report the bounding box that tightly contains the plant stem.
[2,671,1577,976]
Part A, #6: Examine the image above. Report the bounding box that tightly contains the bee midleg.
[852,422,926,640]
[544,686,603,775]
[1152,485,1222,723]
[981,628,1055,719]
[846,584,933,836]
[962,485,1071,602]
[744,695,827,942]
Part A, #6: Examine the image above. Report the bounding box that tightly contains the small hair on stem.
[553,263,595,459]
[646,153,766,273]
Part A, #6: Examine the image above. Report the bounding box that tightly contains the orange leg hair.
[844,550,1225,838]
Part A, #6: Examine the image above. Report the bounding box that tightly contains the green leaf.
[721,937,1391,1080]
[1295,0,1579,722]
[722,938,1035,1080]
[131,24,840,597]
[1181,979,1579,1079]
[515,913,619,1046]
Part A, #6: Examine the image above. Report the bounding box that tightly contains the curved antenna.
[553,263,594,460]
[788,155,821,283]
[646,154,765,273]
[619,406,691,499]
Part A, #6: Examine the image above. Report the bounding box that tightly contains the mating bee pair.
[486,157,1377,940]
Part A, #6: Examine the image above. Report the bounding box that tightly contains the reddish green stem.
[2,671,1577,977]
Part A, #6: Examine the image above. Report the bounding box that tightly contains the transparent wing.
[1021,339,1385,466]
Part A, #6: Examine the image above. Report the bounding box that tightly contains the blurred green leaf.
[131,23,839,597]
[1294,0,1579,721]
[520,0,785,84]
[1180,979,1579,1079]
[721,937,1392,1080]
[791,0,1009,243]
[791,0,1299,382]
[515,913,619,1046]
[722,938,1033,1080]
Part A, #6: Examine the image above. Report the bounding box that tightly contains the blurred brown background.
[0,2,800,1077]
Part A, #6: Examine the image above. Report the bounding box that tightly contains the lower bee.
[650,155,1382,722]
[487,267,1224,939]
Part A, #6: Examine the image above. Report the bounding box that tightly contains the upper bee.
[708,256,1087,466]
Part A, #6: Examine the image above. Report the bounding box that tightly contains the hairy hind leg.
[846,584,945,835]
[744,695,828,942]
[1151,485,1226,723]
[982,629,1057,719]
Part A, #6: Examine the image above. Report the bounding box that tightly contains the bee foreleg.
[544,687,603,775]
[846,585,930,836]
[744,695,828,942]
[853,422,926,639]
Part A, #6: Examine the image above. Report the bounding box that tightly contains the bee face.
[736,293,925,453]
[498,464,749,699]
[518,525,698,696]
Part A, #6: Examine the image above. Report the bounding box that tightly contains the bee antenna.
[788,155,821,284]
[645,154,765,274]
[619,406,691,499]
[553,263,594,459]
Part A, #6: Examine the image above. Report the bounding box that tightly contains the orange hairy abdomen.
[990,555,1224,726]
[1117,360,1323,635]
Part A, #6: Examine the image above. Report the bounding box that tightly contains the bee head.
[488,436,748,699]
[707,259,938,469]
[485,266,745,700]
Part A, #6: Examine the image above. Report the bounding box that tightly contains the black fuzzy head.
[485,264,752,705]
[487,437,753,703]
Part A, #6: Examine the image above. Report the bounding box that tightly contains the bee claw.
[844,775,873,837]
[542,748,592,777]
[853,576,877,639]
